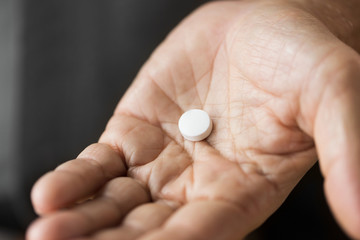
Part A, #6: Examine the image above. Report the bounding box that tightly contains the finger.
[138,201,255,240]
[31,143,126,214]
[99,114,170,167]
[303,48,360,239]
[88,203,174,240]
[27,177,150,240]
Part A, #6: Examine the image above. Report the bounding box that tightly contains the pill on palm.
[178,109,213,141]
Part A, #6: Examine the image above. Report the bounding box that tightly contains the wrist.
[291,0,360,51]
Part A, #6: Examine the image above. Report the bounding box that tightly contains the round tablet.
[178,109,213,141]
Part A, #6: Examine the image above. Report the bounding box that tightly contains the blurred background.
[0,0,351,239]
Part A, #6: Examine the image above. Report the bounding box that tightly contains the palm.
[28,1,360,240]
[111,0,316,213]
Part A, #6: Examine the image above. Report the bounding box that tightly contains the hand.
[27,1,360,239]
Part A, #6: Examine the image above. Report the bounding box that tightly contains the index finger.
[31,143,126,214]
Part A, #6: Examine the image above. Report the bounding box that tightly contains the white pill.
[178,109,213,141]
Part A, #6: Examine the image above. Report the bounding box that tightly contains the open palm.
[28,1,360,239]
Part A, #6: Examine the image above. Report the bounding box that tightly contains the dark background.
[0,1,350,239]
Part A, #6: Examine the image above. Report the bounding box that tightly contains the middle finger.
[27,177,150,240]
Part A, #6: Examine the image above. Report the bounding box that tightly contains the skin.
[27,0,360,239]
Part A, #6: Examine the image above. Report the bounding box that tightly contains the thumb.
[306,47,360,239]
